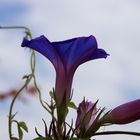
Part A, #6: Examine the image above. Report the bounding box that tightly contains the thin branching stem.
[29,32,51,114]
[1,25,52,139]
[8,76,33,139]
[33,75,52,114]
[0,25,30,33]
[0,25,33,139]
[93,131,140,137]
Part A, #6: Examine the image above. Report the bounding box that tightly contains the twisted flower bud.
[102,99,140,124]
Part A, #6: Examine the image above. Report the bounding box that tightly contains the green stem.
[1,25,51,139]
[0,25,33,139]
[30,45,51,114]
[93,131,140,137]
[8,76,33,139]
[0,25,30,32]
[33,75,52,114]
[8,47,34,139]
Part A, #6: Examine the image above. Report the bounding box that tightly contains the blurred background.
[0,0,140,139]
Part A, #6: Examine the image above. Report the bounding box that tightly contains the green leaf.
[33,137,52,140]
[68,102,77,110]
[19,121,28,132]
[18,125,23,140]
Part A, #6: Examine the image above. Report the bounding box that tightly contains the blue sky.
[0,0,140,140]
[0,1,29,24]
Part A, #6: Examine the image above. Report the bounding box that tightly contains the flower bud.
[76,99,97,134]
[103,99,140,124]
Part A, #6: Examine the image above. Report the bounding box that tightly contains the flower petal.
[21,35,59,69]
[52,35,108,73]
[52,36,95,66]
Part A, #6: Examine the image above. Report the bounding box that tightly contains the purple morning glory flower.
[21,35,108,105]
[102,99,140,124]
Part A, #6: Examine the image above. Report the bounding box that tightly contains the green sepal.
[57,103,68,125]
[57,91,69,126]
[84,108,105,137]
[68,102,77,110]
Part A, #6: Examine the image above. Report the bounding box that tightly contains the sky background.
[0,0,140,139]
